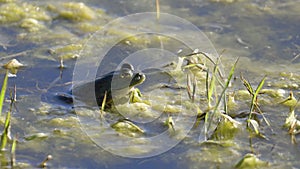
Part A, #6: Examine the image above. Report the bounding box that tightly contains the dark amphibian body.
[59,63,146,108]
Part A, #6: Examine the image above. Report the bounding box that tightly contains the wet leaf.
[279,91,298,107]
[3,59,24,74]
[247,119,260,135]
[211,114,241,140]
[235,153,269,169]
[111,119,144,137]
[24,133,49,141]
[284,109,300,134]
[3,59,24,69]
[129,88,149,104]
[165,116,175,132]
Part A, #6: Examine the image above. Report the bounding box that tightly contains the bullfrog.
[59,63,146,108]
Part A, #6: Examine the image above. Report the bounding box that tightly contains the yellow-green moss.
[0,3,25,23]
[20,18,46,32]
[48,2,98,21]
[0,3,51,23]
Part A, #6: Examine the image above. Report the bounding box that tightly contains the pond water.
[0,0,299,168]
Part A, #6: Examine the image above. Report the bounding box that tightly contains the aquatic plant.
[156,0,160,20]
[283,96,300,144]
[0,71,21,168]
[183,49,239,140]
[38,155,53,168]
[10,135,17,167]
[100,91,107,118]
[0,70,8,117]
[0,92,11,151]
[240,74,270,135]
[235,153,269,169]
[205,57,239,140]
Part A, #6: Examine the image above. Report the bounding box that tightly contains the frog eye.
[135,75,141,81]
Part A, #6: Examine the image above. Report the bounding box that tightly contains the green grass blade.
[0,71,8,117]
[192,75,197,102]
[99,91,107,119]
[255,104,271,126]
[0,110,11,151]
[11,135,17,155]
[187,73,193,100]
[205,69,210,105]
[215,57,239,111]
[101,91,107,112]
[208,70,216,107]
[249,76,266,115]
[11,135,17,167]
[251,76,270,126]
[207,56,222,108]
[206,58,239,137]
[1,92,13,151]
[254,76,266,100]
[246,76,267,133]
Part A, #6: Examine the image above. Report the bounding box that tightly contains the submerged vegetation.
[0,0,299,168]
[0,60,53,168]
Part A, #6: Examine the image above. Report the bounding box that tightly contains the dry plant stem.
[185,51,224,79]
[38,155,53,168]
[0,51,29,61]
[100,91,107,119]
[156,0,160,20]
[206,58,239,139]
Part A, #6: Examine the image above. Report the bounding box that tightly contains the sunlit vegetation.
[0,0,299,168]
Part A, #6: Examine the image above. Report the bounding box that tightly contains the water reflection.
[0,0,299,168]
